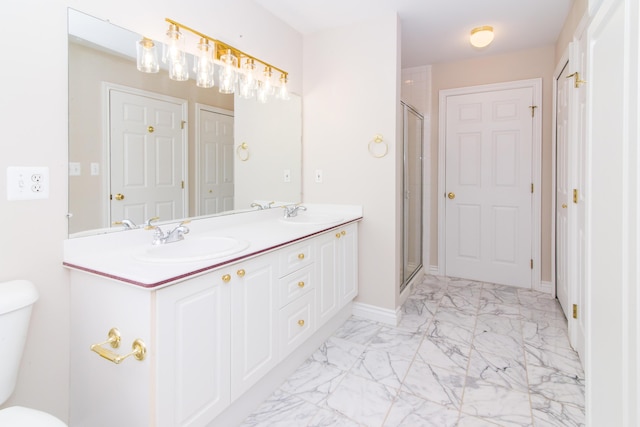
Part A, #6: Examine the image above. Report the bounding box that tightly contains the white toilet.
[0,280,67,426]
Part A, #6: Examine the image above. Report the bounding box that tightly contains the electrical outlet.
[69,162,81,176]
[91,162,100,176]
[315,169,323,183]
[7,167,49,200]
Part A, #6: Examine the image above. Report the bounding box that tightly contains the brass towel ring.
[236,142,250,161]
[368,134,388,158]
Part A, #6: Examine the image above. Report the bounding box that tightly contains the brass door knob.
[114,193,125,201]
[562,203,568,209]
[447,192,456,200]
[148,125,155,133]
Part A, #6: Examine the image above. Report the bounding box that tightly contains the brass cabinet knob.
[297,253,305,260]
[114,193,125,201]
[237,269,246,277]
[336,233,341,238]
[447,192,456,200]
[297,320,305,327]
[341,230,346,236]
[222,274,231,283]
[297,281,305,288]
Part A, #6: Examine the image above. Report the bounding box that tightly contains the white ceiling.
[252,0,575,67]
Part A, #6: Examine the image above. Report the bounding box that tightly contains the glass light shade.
[194,38,215,88]
[276,74,290,101]
[470,26,494,48]
[164,24,188,81]
[238,59,257,99]
[218,49,238,94]
[262,67,275,96]
[136,38,159,73]
[256,81,269,104]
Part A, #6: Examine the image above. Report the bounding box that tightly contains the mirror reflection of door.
[196,105,234,216]
[109,87,188,226]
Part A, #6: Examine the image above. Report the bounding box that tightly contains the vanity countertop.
[63,204,363,289]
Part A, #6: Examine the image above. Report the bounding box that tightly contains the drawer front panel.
[279,241,314,276]
[279,265,314,308]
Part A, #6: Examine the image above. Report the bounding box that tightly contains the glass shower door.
[401,102,424,291]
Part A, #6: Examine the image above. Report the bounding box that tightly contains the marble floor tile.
[324,373,398,426]
[383,391,460,426]
[242,275,585,427]
[350,349,412,389]
[401,361,466,409]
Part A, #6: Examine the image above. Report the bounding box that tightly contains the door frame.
[102,82,188,228]
[194,103,234,216]
[437,78,542,291]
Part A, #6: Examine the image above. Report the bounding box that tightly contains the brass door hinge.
[531,183,534,194]
[573,189,579,204]
[530,259,533,269]
[529,105,538,117]
[572,304,578,319]
[181,180,185,189]
[181,120,186,129]
[567,72,587,88]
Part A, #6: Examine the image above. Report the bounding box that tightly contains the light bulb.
[238,59,257,99]
[194,38,215,88]
[164,24,188,81]
[218,49,238,94]
[276,74,290,101]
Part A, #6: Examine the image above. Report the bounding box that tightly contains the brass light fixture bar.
[164,18,288,79]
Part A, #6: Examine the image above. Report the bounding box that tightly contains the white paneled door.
[109,88,187,226]
[443,85,536,288]
[196,105,234,216]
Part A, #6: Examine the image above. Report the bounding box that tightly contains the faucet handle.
[144,216,160,230]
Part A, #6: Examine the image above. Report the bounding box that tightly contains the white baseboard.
[352,301,400,326]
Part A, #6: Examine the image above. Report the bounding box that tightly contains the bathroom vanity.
[64,205,361,427]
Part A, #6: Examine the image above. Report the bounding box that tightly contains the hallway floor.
[240,275,585,426]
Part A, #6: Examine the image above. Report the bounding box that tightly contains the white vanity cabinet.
[68,219,359,427]
[316,223,358,326]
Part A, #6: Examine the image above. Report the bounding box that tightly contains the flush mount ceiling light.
[470,25,494,48]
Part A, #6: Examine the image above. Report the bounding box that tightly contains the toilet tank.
[0,280,39,405]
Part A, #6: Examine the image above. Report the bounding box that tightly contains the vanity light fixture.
[135,18,290,103]
[470,25,494,48]
[136,38,159,73]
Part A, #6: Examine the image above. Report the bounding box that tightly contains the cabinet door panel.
[231,254,278,398]
[340,224,359,304]
[156,274,230,426]
[316,232,339,326]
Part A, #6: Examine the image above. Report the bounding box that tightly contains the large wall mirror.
[68,9,302,237]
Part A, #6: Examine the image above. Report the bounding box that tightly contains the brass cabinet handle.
[447,192,456,200]
[297,320,305,327]
[297,253,305,260]
[114,193,125,201]
[297,281,305,288]
[237,269,246,277]
[222,274,231,283]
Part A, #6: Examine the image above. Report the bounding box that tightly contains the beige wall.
[555,0,589,63]
[0,0,302,421]
[430,45,556,282]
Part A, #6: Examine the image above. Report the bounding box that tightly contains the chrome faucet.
[283,204,307,218]
[113,219,138,229]
[145,218,191,245]
[250,202,264,210]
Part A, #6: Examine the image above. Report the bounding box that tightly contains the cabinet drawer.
[279,265,314,308]
[279,240,314,276]
[279,291,315,357]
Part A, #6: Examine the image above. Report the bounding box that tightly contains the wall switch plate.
[90,162,100,176]
[314,169,323,183]
[283,169,291,183]
[7,167,50,200]
[69,162,81,176]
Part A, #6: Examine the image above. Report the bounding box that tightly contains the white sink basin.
[279,213,344,226]
[134,236,249,263]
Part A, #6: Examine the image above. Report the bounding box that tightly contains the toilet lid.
[0,406,66,426]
